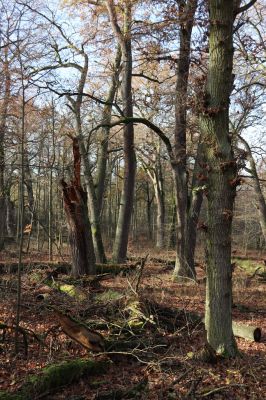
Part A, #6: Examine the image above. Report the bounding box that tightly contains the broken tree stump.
[61,137,95,277]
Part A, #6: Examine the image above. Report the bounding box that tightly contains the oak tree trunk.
[200,0,237,356]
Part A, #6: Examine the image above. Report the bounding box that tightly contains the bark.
[154,158,165,248]
[145,181,153,241]
[24,151,34,212]
[61,138,96,277]
[79,138,107,264]
[186,142,204,272]
[95,46,122,214]
[199,0,238,356]
[0,46,11,251]
[66,50,106,264]
[145,156,165,248]
[107,0,136,263]
[5,196,16,237]
[81,47,121,263]
[172,0,198,279]
[238,135,266,243]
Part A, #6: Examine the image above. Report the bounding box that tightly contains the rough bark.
[172,0,198,280]
[61,138,96,277]
[107,0,136,263]
[199,0,238,356]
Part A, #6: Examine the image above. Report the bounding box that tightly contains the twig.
[198,384,247,397]
[172,366,194,385]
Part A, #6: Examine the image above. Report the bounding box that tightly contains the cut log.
[0,262,138,276]
[232,322,261,342]
[200,317,261,342]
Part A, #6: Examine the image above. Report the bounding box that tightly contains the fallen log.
[0,359,108,400]
[0,262,138,276]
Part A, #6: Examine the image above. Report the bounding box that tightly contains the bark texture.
[107,0,136,263]
[186,142,204,272]
[172,0,198,279]
[61,138,95,277]
[200,0,237,356]
[0,46,11,251]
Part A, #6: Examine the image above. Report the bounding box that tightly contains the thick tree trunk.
[200,0,237,356]
[61,138,95,277]
[172,0,198,280]
[107,1,136,263]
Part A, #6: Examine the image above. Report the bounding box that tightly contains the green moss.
[95,289,123,302]
[52,283,87,301]
[0,359,108,400]
[232,258,264,274]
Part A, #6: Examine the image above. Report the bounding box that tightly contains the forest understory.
[0,246,265,400]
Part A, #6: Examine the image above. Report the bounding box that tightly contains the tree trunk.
[79,138,107,264]
[0,46,11,251]
[172,0,198,280]
[146,181,153,241]
[200,0,237,356]
[95,46,122,214]
[186,141,204,273]
[155,158,165,249]
[238,135,266,243]
[107,1,136,263]
[61,138,95,277]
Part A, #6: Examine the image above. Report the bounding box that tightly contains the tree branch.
[90,117,174,160]
[235,0,257,15]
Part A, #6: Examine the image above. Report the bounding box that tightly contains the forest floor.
[0,246,265,399]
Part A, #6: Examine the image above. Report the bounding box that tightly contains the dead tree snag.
[61,138,96,277]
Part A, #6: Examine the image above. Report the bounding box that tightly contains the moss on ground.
[0,359,108,400]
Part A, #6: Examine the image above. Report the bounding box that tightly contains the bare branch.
[235,0,257,15]
[90,117,174,160]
